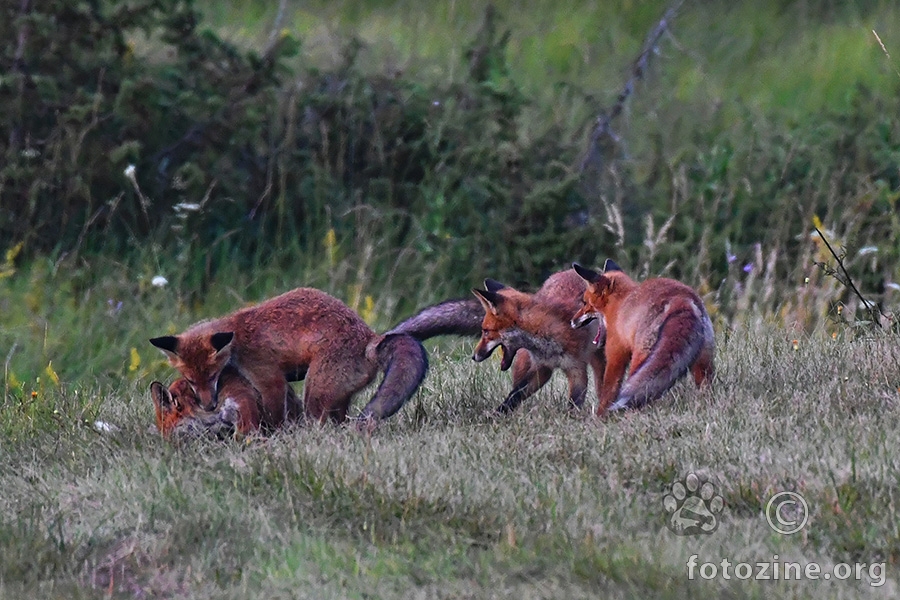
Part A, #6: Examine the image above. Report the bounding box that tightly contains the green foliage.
[2,0,900,323]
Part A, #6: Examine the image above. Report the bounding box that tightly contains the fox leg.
[589,351,606,402]
[597,345,630,415]
[564,364,589,409]
[303,356,372,424]
[251,373,292,428]
[496,351,552,414]
[691,342,715,387]
[303,379,357,424]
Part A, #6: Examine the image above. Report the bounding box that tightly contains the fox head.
[471,279,519,371]
[150,379,235,439]
[149,332,235,410]
[571,261,624,341]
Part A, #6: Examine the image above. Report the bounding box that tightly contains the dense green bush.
[2,0,900,324]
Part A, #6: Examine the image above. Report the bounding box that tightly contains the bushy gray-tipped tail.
[358,334,429,420]
[385,298,483,340]
[609,309,709,411]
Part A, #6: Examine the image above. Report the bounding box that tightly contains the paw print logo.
[663,473,724,535]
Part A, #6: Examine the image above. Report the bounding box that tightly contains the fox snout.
[191,383,219,412]
[473,342,515,371]
[472,343,495,363]
[571,311,595,329]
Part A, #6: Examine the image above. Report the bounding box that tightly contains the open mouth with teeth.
[573,314,603,345]
[498,345,514,371]
[475,343,514,371]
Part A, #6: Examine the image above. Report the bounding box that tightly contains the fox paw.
[663,473,724,535]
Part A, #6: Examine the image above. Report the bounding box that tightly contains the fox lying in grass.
[571,260,715,414]
[150,366,301,438]
[150,287,428,426]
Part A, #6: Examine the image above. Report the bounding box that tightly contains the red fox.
[150,288,428,425]
[571,260,715,414]
[470,269,606,413]
[150,366,301,438]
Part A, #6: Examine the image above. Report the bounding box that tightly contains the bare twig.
[580,0,683,172]
[872,30,900,82]
[264,0,289,59]
[814,226,887,326]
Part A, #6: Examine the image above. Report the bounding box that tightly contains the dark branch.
[580,0,683,173]
[814,226,886,326]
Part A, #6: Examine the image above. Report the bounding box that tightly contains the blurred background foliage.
[2,0,900,384]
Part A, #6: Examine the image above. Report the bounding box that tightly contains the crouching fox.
[150,288,428,426]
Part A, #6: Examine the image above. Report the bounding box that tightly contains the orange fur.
[472,269,606,412]
[150,367,296,438]
[572,261,715,415]
[150,288,427,425]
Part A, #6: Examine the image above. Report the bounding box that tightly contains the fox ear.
[472,288,502,315]
[572,263,601,283]
[602,259,623,273]
[150,336,179,357]
[483,278,507,293]
[210,332,235,353]
[150,381,177,411]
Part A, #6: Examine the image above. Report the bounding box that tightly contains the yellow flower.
[129,347,141,372]
[361,295,376,325]
[45,362,60,387]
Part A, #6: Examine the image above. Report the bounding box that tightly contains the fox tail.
[384,298,483,340]
[358,333,429,421]
[609,308,713,411]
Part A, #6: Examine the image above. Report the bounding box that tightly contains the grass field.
[3,0,900,597]
[1,319,898,598]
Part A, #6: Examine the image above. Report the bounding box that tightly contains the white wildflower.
[93,420,120,433]
[151,275,168,287]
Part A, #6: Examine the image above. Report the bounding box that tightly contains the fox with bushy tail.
[571,260,715,414]
[150,288,428,426]
[389,269,605,413]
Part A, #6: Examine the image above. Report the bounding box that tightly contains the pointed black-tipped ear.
[472,288,503,316]
[572,263,601,284]
[150,336,179,355]
[603,259,622,273]
[484,278,507,293]
[210,332,234,353]
[150,381,176,410]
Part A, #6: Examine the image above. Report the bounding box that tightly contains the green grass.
[195,0,900,118]
[1,304,898,597]
[3,1,900,596]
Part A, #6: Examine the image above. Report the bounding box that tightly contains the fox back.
[150,287,377,413]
